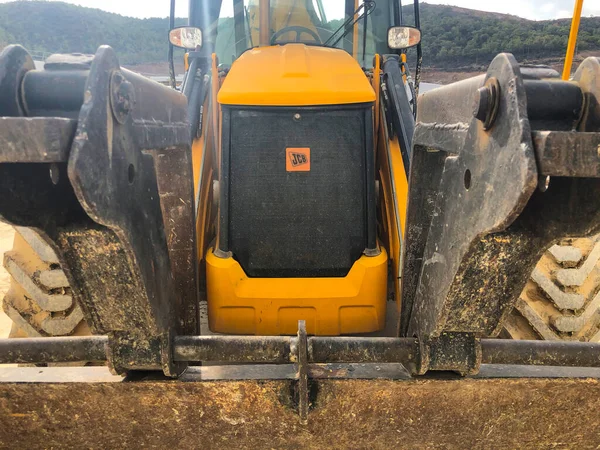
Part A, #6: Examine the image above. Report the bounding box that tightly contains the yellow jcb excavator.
[0,0,599,447]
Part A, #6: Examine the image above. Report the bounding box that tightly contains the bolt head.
[110,70,135,124]
[473,86,490,122]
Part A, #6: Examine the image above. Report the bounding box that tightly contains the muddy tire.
[505,236,600,342]
[2,227,89,338]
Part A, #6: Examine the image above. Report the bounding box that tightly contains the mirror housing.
[387,26,421,50]
[169,26,203,50]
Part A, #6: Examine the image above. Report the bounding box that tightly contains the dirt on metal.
[1,377,599,448]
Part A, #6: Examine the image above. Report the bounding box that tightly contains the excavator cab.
[183,0,420,66]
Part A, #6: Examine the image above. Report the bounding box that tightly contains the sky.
[0,0,598,21]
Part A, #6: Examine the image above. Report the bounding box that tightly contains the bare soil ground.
[125,61,184,76]
[0,222,14,338]
[421,50,600,85]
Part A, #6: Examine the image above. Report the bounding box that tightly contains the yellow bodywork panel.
[206,249,388,335]
[218,44,375,106]
[192,54,222,261]
[379,113,409,239]
[377,106,409,315]
[191,97,215,261]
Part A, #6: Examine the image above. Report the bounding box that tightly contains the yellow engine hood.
[218,44,375,107]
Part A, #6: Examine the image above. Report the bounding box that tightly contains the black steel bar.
[524,79,583,123]
[1,336,600,369]
[481,339,600,368]
[413,0,422,96]
[394,0,401,25]
[0,117,75,163]
[309,337,419,363]
[181,56,199,100]
[297,321,309,424]
[188,0,223,55]
[21,70,88,118]
[187,64,205,139]
[217,107,231,253]
[365,107,378,251]
[382,55,416,171]
[173,335,294,363]
[233,0,247,57]
[168,0,176,89]
[533,130,600,177]
[414,0,421,28]
[0,336,107,364]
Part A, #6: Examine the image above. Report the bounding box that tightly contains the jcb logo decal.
[286,148,310,172]
[290,152,307,166]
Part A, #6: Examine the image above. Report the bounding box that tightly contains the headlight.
[169,26,203,50]
[387,26,421,50]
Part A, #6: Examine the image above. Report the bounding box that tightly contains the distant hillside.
[0,1,185,65]
[0,1,599,69]
[415,4,600,68]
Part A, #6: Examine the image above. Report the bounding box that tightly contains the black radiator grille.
[221,106,372,277]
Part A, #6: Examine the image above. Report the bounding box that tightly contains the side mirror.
[169,26,203,50]
[387,26,421,50]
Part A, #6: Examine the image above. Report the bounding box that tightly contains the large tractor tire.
[3,228,600,343]
[2,227,89,338]
[505,236,600,342]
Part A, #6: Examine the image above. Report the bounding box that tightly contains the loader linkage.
[401,53,600,374]
[1,45,600,440]
[0,44,199,376]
